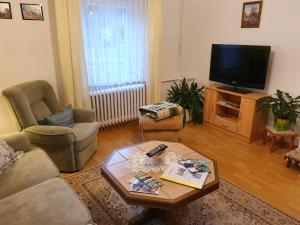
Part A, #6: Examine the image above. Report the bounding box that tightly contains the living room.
[1,0,300,225]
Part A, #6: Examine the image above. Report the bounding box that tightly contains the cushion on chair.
[139,115,183,131]
[40,105,75,128]
[72,122,99,152]
[0,140,24,174]
[0,178,92,225]
[0,148,59,199]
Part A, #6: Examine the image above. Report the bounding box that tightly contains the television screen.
[209,44,271,89]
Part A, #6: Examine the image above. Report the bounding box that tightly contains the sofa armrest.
[73,108,96,123]
[24,125,76,146]
[0,132,31,152]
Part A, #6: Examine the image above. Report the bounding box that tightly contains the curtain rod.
[162,77,195,83]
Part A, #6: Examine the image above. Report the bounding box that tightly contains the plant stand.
[263,126,298,152]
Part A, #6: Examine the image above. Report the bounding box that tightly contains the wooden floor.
[64,121,300,220]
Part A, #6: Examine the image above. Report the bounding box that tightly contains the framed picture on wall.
[0,2,12,19]
[241,1,263,28]
[20,3,44,21]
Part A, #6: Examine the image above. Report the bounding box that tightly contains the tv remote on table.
[146,144,168,157]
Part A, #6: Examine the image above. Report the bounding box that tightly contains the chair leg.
[286,159,291,168]
[289,136,295,150]
[141,130,144,142]
[263,129,267,145]
[270,136,276,153]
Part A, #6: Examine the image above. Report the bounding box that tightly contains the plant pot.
[274,118,290,131]
[185,110,191,122]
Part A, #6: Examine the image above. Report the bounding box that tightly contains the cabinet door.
[204,89,217,123]
[237,98,255,137]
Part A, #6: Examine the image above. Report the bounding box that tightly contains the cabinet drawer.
[214,115,238,132]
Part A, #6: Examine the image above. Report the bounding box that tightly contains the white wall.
[161,0,300,133]
[181,0,300,96]
[0,0,57,134]
[161,0,201,99]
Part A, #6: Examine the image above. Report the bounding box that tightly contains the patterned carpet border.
[64,166,300,225]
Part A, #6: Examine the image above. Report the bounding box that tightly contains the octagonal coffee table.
[101,141,219,224]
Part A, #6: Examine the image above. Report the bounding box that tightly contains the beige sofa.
[0,132,94,225]
[3,80,100,172]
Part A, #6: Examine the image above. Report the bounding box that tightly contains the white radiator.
[90,83,146,128]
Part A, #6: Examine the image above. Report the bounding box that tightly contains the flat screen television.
[209,44,271,90]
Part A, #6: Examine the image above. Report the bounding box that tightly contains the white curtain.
[52,0,90,108]
[147,0,162,104]
[81,0,148,89]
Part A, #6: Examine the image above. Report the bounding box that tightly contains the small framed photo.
[20,3,44,21]
[241,1,263,28]
[0,2,12,19]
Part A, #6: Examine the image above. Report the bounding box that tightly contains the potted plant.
[257,90,300,131]
[167,78,204,126]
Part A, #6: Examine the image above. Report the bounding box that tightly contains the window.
[81,0,148,90]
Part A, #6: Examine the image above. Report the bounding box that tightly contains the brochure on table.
[160,162,208,189]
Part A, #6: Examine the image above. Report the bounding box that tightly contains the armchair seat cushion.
[0,178,92,225]
[0,148,59,199]
[72,122,99,152]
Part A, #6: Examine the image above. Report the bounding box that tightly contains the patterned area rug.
[64,167,300,225]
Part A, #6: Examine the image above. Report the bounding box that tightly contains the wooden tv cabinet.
[203,85,267,143]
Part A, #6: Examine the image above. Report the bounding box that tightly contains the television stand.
[218,86,252,94]
[203,85,268,143]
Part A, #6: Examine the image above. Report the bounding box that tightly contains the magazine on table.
[128,178,160,195]
[128,172,163,195]
[160,162,208,189]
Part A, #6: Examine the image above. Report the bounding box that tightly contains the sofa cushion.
[0,140,24,174]
[0,148,59,199]
[72,122,99,152]
[0,178,92,225]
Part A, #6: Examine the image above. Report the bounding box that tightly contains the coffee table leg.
[129,208,178,225]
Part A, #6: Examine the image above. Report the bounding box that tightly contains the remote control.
[146,144,168,157]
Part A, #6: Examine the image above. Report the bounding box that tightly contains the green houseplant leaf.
[257,90,300,130]
[167,78,204,126]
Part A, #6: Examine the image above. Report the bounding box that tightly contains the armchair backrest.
[2,80,60,129]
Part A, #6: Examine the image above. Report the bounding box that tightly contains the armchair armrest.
[73,108,96,123]
[24,125,76,146]
[0,132,31,152]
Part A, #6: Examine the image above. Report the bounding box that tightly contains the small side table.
[263,126,298,152]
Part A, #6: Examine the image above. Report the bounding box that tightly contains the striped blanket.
[139,102,183,121]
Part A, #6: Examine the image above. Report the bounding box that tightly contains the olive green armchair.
[2,80,99,172]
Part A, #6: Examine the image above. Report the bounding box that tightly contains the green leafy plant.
[257,90,300,129]
[167,78,204,126]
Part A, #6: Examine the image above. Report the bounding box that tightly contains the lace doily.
[127,151,182,172]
